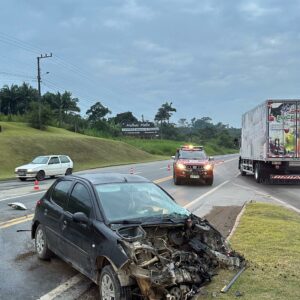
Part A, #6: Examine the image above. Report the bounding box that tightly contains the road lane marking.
[0,191,45,202]
[184,180,230,209]
[38,274,86,300]
[0,214,34,229]
[154,176,173,184]
[232,182,300,214]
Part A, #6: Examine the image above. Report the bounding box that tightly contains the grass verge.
[0,122,163,179]
[118,138,237,156]
[202,202,300,300]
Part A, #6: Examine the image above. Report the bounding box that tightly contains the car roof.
[70,172,151,185]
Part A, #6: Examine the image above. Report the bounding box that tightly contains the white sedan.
[15,155,73,181]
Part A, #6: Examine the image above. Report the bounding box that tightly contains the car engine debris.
[116,214,244,299]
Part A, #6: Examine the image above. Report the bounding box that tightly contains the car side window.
[60,155,70,163]
[51,180,73,208]
[49,157,60,164]
[67,183,92,217]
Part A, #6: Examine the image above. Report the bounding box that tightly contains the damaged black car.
[31,173,243,300]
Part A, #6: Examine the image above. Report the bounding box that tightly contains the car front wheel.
[35,224,52,260]
[36,170,45,181]
[99,265,131,300]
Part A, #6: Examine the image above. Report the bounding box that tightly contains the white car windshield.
[31,156,49,164]
[95,182,190,223]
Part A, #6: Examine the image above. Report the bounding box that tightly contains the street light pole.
[37,53,52,129]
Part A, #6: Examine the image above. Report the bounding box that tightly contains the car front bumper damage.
[116,215,244,299]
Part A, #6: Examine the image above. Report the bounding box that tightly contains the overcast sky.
[1,0,300,127]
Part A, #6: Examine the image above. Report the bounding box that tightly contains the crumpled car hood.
[115,214,244,300]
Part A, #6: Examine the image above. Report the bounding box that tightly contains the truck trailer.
[239,100,300,183]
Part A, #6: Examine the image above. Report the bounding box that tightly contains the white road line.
[184,180,230,209]
[222,157,238,163]
[38,274,85,300]
[232,182,300,214]
[0,191,45,202]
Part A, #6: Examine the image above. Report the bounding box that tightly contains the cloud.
[120,0,155,20]
[239,1,280,18]
[60,16,86,28]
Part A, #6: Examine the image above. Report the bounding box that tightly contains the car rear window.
[60,155,70,163]
[51,180,73,208]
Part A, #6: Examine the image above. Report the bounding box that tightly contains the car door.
[47,156,61,176]
[43,179,73,256]
[59,155,71,174]
[61,181,94,275]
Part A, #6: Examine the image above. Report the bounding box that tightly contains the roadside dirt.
[204,205,243,238]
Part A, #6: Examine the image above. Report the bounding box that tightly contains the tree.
[86,101,111,123]
[28,102,53,130]
[155,101,177,138]
[113,111,138,125]
[43,91,80,126]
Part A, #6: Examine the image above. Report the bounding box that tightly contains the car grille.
[18,169,27,175]
[186,165,204,171]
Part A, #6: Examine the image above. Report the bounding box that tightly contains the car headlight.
[176,163,186,170]
[204,164,212,171]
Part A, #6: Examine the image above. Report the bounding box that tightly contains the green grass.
[118,138,237,156]
[0,122,162,179]
[202,203,300,300]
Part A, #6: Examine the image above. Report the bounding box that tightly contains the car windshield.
[179,150,207,160]
[95,182,190,223]
[31,156,49,164]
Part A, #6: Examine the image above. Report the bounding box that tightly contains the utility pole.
[37,53,52,129]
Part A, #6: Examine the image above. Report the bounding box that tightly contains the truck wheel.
[254,164,263,183]
[99,265,131,300]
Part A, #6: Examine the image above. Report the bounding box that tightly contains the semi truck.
[239,100,300,183]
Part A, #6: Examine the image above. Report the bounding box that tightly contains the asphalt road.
[0,154,299,300]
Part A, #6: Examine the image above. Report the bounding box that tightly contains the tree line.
[0,82,240,148]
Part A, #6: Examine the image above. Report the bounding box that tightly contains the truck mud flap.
[270,175,300,184]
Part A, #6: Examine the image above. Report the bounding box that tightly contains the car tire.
[35,224,52,260]
[173,174,181,185]
[99,265,131,300]
[206,176,214,186]
[36,171,45,181]
[50,176,56,179]
[65,168,72,176]
[19,178,27,181]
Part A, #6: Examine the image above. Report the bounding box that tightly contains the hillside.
[0,122,159,180]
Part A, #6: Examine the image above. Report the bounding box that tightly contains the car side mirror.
[73,212,89,224]
[209,156,214,161]
[171,156,175,159]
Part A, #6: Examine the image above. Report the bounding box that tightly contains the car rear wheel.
[99,265,131,300]
[65,168,72,176]
[36,170,45,181]
[35,224,52,260]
